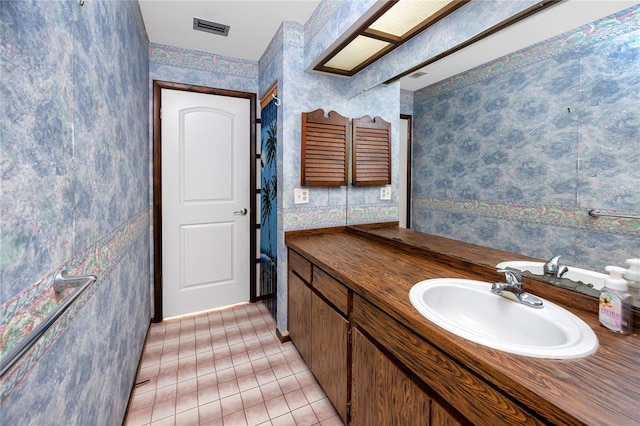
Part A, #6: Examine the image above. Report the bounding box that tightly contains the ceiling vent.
[409,71,427,79]
[193,18,230,37]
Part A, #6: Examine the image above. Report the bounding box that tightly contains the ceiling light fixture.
[314,0,469,76]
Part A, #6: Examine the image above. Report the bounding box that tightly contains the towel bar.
[0,271,97,377]
[588,209,640,220]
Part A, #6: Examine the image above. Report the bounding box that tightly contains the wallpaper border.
[259,22,304,72]
[414,197,639,236]
[303,0,338,44]
[0,210,151,400]
[149,43,258,77]
[283,206,347,231]
[282,204,398,230]
[348,204,398,225]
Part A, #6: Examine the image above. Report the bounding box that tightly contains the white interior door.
[161,89,250,318]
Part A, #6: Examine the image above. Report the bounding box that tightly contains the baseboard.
[276,327,291,343]
[121,321,152,425]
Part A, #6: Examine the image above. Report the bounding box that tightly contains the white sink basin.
[409,278,598,359]
[496,261,607,290]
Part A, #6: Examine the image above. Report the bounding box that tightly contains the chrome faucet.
[492,269,543,308]
[543,255,569,278]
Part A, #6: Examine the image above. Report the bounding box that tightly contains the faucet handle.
[557,264,569,278]
[497,268,522,287]
[544,255,562,275]
[544,255,570,278]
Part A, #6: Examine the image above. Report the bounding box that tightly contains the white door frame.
[152,80,257,322]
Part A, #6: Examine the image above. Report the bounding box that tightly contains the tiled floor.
[124,302,344,426]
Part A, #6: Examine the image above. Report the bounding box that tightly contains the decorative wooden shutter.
[301,109,348,186]
[352,115,391,186]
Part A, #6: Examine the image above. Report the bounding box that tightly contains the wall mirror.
[345,1,640,308]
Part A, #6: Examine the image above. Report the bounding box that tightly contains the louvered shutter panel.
[301,109,348,187]
[352,115,391,186]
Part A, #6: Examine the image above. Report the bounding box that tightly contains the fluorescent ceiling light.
[324,36,392,71]
[370,0,454,36]
[314,0,467,76]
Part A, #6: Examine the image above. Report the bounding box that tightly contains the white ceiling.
[138,0,321,61]
[138,0,639,91]
[403,0,640,91]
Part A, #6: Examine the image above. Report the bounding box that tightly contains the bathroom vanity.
[285,225,639,425]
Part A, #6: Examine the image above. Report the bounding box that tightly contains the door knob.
[234,208,248,216]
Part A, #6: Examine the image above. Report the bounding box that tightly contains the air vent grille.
[409,71,427,79]
[193,18,230,36]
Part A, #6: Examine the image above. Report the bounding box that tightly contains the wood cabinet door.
[351,328,430,426]
[432,401,463,426]
[288,271,312,366]
[311,292,349,423]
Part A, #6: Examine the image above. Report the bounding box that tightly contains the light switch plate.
[380,186,392,200]
[294,188,309,204]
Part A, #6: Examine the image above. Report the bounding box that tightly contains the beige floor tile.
[125,303,345,426]
[290,404,318,426]
[264,395,289,419]
[244,403,270,426]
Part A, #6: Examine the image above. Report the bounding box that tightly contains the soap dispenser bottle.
[624,258,640,306]
[599,266,633,335]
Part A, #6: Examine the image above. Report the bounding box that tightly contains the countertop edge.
[285,226,640,426]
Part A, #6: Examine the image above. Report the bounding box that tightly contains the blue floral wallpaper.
[259,21,351,331]
[411,6,640,273]
[401,89,414,116]
[2,1,636,421]
[0,0,150,423]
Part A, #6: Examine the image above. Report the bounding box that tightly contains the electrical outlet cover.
[294,188,309,204]
[380,186,391,200]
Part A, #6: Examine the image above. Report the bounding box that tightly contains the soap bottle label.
[599,291,623,331]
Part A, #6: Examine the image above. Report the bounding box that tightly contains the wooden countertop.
[285,225,640,426]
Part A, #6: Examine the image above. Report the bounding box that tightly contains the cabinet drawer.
[288,249,312,283]
[313,266,348,315]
